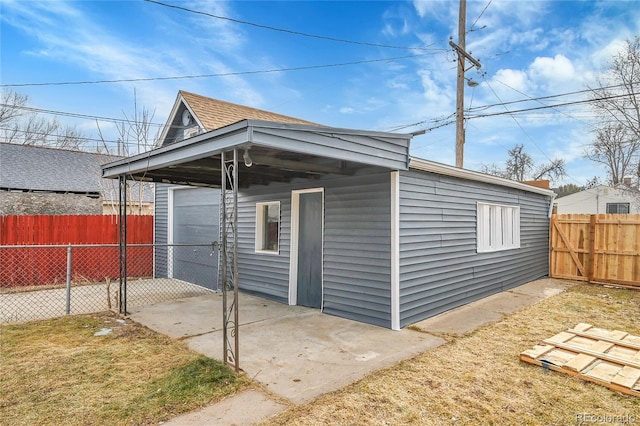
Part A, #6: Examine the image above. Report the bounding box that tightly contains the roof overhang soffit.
[102,120,412,187]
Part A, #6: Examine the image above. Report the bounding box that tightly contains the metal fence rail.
[0,243,218,324]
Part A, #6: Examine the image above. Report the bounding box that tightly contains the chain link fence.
[0,243,218,324]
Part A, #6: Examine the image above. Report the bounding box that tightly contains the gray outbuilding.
[103,92,554,330]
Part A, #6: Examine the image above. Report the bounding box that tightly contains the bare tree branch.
[481,144,566,184]
[585,124,638,185]
[585,37,640,186]
[0,89,29,125]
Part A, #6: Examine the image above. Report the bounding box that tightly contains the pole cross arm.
[449,40,482,69]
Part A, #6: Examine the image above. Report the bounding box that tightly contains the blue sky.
[1,0,638,187]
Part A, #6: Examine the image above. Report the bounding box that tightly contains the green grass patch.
[0,313,248,425]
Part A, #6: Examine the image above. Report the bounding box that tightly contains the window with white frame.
[606,202,630,214]
[255,201,280,253]
[477,202,520,252]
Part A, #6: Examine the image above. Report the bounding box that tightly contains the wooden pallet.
[520,323,640,397]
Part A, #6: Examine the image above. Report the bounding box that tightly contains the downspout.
[548,193,557,218]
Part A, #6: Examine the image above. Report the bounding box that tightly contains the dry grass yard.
[262,283,640,426]
[0,313,248,426]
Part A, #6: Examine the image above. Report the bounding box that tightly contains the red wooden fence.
[0,215,154,287]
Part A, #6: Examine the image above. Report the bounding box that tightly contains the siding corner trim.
[391,171,400,330]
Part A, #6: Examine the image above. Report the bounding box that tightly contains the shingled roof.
[180,91,317,131]
[0,143,153,201]
[159,91,319,146]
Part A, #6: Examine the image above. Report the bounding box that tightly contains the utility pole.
[450,0,481,168]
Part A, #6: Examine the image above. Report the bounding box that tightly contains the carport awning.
[101,119,413,187]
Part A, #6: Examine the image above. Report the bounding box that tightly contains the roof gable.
[158,91,318,146]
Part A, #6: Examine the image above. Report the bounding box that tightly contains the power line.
[1,53,435,87]
[479,76,586,186]
[482,77,551,158]
[466,82,640,113]
[466,92,639,119]
[491,79,592,125]
[385,87,637,133]
[469,0,491,33]
[0,126,152,147]
[145,0,438,52]
[0,104,166,127]
[6,86,636,138]
[386,113,456,132]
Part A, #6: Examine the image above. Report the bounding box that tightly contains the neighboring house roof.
[159,91,319,146]
[554,185,640,214]
[0,143,154,202]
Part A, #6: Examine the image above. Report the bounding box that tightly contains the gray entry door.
[172,188,219,290]
[296,191,323,308]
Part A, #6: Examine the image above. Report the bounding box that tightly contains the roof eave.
[409,157,556,197]
[103,121,251,178]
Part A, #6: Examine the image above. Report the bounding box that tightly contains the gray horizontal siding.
[237,186,292,301]
[154,184,169,278]
[398,170,551,327]
[323,173,391,327]
[236,172,392,327]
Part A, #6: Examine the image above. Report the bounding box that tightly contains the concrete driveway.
[128,292,445,405]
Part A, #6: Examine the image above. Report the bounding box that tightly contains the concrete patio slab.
[412,278,576,335]
[127,292,307,339]
[469,291,542,314]
[130,292,445,405]
[411,305,504,335]
[135,278,576,425]
[185,309,444,404]
[509,277,576,298]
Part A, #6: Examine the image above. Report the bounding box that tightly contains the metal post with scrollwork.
[118,174,127,314]
[220,149,240,372]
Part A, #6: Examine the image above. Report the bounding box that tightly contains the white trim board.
[288,187,325,308]
[390,171,400,331]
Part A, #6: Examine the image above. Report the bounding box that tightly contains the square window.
[477,202,520,253]
[606,203,630,214]
[256,202,280,253]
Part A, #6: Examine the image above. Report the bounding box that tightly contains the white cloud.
[530,55,575,81]
[386,78,409,90]
[411,1,450,20]
[527,54,577,93]
[591,39,627,69]
[419,69,450,103]
[492,68,529,92]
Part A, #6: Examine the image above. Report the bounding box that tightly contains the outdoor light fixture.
[466,78,479,87]
[243,149,253,167]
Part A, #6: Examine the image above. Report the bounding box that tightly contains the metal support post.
[221,149,240,372]
[65,244,72,315]
[118,175,128,314]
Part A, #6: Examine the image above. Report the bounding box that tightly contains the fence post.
[588,214,596,283]
[66,244,72,315]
